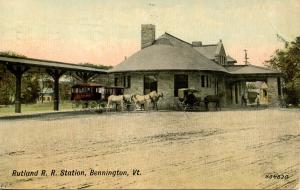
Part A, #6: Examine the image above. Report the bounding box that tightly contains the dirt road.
[0,109,299,189]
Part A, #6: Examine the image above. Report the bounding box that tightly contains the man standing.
[255,94,260,108]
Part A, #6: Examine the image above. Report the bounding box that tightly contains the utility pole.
[244,49,250,65]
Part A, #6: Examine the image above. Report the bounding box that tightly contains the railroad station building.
[109,24,283,109]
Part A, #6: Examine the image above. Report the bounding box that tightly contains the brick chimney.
[141,24,155,49]
[192,41,202,47]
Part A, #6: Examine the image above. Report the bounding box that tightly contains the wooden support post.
[46,69,66,111]
[15,72,22,113]
[6,64,30,113]
[73,71,97,83]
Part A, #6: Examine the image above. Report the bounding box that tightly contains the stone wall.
[110,71,282,109]
[111,71,227,110]
[267,77,280,106]
[157,72,174,109]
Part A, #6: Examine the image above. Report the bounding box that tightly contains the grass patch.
[0,102,73,115]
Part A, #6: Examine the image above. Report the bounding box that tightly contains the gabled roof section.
[193,40,226,60]
[154,33,192,48]
[217,40,226,56]
[193,44,218,60]
[226,55,237,63]
[225,64,280,75]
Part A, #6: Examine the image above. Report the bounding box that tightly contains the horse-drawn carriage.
[177,88,203,111]
[71,83,163,111]
[71,83,124,110]
[176,88,221,111]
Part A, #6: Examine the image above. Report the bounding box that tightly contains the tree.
[39,73,53,103]
[0,51,27,58]
[265,37,300,105]
[0,66,15,105]
[80,62,113,70]
[0,51,41,104]
[0,51,27,105]
[21,73,40,104]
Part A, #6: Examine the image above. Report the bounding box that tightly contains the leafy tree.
[246,82,257,89]
[21,73,40,104]
[0,66,15,105]
[39,73,53,103]
[265,37,300,105]
[0,51,27,58]
[80,62,113,70]
[0,51,27,105]
[0,51,41,104]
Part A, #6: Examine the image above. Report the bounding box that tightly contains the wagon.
[176,88,204,111]
[71,83,124,110]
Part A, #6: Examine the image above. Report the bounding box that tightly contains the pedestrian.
[241,95,247,107]
[255,94,260,108]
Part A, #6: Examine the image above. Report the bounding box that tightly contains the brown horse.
[204,95,221,111]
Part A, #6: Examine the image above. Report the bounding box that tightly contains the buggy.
[176,88,204,111]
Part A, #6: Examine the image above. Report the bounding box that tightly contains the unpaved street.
[0,110,299,189]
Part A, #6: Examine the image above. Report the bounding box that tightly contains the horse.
[204,95,221,111]
[123,94,134,110]
[132,94,152,111]
[106,94,133,111]
[149,91,163,110]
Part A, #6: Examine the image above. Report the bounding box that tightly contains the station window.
[144,75,157,95]
[174,74,188,97]
[123,76,131,88]
[201,75,210,88]
[114,77,119,86]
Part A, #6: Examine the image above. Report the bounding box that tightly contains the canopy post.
[6,64,30,113]
[46,69,66,111]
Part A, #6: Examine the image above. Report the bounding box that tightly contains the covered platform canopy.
[224,64,281,82]
[0,56,107,113]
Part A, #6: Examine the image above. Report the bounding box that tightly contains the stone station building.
[109,24,282,109]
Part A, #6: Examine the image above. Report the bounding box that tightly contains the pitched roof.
[193,41,225,60]
[156,33,191,48]
[110,43,228,73]
[225,64,280,75]
[110,33,228,73]
[226,55,237,63]
[193,45,218,60]
[110,31,281,76]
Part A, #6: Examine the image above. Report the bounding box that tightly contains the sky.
[0,0,300,67]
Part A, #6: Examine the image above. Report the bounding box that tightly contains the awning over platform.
[0,56,107,73]
[225,64,280,75]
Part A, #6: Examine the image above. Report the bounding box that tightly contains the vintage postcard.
[0,0,299,189]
